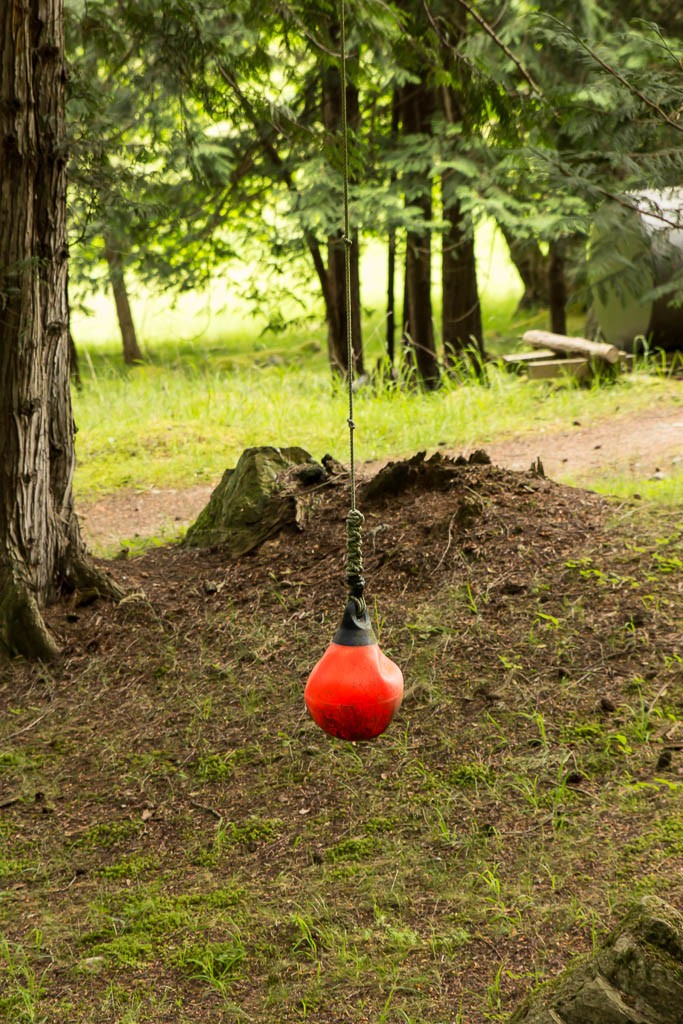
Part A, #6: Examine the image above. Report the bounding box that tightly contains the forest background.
[61,0,683,525]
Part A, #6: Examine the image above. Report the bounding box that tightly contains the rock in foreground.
[510,896,683,1023]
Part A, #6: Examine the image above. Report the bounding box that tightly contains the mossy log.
[184,446,327,556]
[510,896,683,1024]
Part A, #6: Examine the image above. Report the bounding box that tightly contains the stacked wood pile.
[503,330,633,382]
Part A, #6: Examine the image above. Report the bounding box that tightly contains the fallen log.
[523,329,621,365]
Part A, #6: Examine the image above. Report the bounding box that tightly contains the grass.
[1,447,682,1022]
[69,224,682,511]
[564,465,683,507]
[71,343,682,501]
[3,234,681,1021]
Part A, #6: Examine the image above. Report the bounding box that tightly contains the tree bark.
[104,235,143,364]
[500,227,550,309]
[65,267,81,386]
[441,200,484,365]
[0,0,119,659]
[400,80,439,389]
[386,89,400,368]
[322,61,363,377]
[548,239,567,335]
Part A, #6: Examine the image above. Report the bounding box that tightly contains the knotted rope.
[340,0,366,614]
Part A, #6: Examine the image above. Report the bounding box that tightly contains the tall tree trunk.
[0,0,119,659]
[386,231,397,368]
[322,58,363,378]
[500,227,550,309]
[386,89,400,368]
[439,86,483,366]
[325,231,362,377]
[441,199,484,365]
[65,268,81,387]
[548,239,567,335]
[104,235,143,365]
[400,80,439,389]
[218,65,357,380]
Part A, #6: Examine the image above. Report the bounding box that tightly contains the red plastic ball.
[304,641,404,741]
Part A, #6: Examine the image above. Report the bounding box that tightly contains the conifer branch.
[551,18,683,135]
[424,0,543,101]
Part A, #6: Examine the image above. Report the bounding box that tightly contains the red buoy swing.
[304,512,404,741]
[304,0,403,742]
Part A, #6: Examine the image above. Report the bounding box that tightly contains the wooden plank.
[523,329,621,365]
[527,358,590,381]
[501,349,556,365]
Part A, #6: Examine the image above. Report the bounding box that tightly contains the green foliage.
[63,0,683,371]
[177,938,247,992]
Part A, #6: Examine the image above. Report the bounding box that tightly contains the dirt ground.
[2,440,682,1023]
[78,405,683,553]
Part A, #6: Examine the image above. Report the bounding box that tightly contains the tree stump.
[510,896,683,1023]
[183,446,326,557]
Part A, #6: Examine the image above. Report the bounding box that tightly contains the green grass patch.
[564,464,683,507]
[72,353,682,503]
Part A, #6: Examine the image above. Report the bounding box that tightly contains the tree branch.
[423,0,543,101]
[216,63,335,317]
[550,18,683,134]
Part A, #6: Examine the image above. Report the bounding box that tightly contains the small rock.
[321,453,345,475]
[565,771,587,786]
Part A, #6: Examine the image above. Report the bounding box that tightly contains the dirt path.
[78,405,683,552]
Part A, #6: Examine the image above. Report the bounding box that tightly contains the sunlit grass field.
[70,228,683,507]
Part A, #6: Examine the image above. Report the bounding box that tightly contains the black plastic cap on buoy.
[333,598,377,646]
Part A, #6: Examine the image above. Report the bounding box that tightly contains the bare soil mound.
[65,453,610,660]
[77,405,683,554]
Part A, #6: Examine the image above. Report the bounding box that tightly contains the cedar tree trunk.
[500,227,550,309]
[104,235,143,364]
[441,194,483,365]
[400,80,439,389]
[438,72,483,367]
[322,60,363,377]
[0,0,119,659]
[385,89,400,367]
[548,239,567,335]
